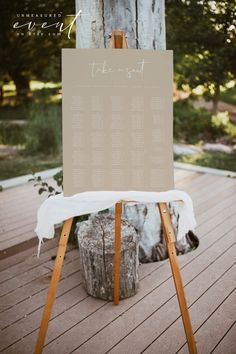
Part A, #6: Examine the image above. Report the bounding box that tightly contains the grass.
[0,104,31,121]
[1,150,235,181]
[0,84,61,122]
[175,151,236,172]
[0,154,62,180]
[1,81,235,179]
[3,80,61,96]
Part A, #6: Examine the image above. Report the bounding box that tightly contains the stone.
[202,143,232,154]
[173,144,202,156]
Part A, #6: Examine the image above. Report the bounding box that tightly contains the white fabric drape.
[35,190,196,256]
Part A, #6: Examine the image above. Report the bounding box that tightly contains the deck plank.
[0,248,78,297]
[178,289,236,354]
[140,256,236,354]
[211,322,236,354]
[51,232,236,354]
[0,256,81,313]
[0,169,235,354]
[2,206,234,354]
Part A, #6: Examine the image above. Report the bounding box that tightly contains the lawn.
[219,86,236,106]
[0,154,62,180]
[0,81,236,181]
[175,151,236,172]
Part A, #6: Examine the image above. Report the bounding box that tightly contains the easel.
[35,31,197,354]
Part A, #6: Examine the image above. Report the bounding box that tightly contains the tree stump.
[77,213,140,301]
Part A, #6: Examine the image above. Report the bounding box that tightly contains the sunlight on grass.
[175,151,236,172]
[2,80,61,95]
[30,81,61,91]
[219,86,236,105]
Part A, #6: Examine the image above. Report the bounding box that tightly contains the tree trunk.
[74,1,198,261]
[0,86,3,103]
[10,72,31,99]
[75,0,166,50]
[75,0,166,235]
[77,214,140,300]
[212,83,220,114]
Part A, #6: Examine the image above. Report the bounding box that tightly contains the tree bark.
[77,214,140,300]
[0,86,3,103]
[212,83,220,114]
[74,1,198,261]
[75,0,166,50]
[10,72,31,99]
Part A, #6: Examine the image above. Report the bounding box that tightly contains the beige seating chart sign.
[62,49,174,196]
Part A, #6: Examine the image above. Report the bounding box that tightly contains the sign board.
[62,49,174,196]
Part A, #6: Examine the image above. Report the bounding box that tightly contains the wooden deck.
[0,169,236,354]
[0,182,47,255]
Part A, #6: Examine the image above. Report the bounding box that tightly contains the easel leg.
[114,202,122,305]
[157,203,197,354]
[35,218,73,354]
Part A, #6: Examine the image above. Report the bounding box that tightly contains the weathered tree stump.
[77,213,140,301]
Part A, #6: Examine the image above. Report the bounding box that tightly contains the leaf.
[38,188,46,195]
[57,180,63,187]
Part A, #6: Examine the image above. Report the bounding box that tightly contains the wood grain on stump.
[77,214,140,301]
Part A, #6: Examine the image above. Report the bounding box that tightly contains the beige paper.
[62,49,174,196]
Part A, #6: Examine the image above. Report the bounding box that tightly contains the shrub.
[26,103,62,155]
[174,99,236,144]
[174,99,213,143]
[211,111,236,139]
[0,121,26,145]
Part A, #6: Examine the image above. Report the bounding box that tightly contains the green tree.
[166,0,236,112]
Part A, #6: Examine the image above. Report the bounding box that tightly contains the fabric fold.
[35,190,196,255]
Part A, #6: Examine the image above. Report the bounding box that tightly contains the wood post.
[158,203,198,354]
[109,30,128,49]
[110,31,127,306]
[34,218,73,354]
[113,202,123,305]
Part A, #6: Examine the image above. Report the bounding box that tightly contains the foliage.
[175,151,236,172]
[219,86,236,105]
[174,99,236,144]
[174,99,213,143]
[25,103,62,155]
[211,111,236,138]
[29,170,63,197]
[166,0,236,109]
[0,101,31,121]
[0,121,25,145]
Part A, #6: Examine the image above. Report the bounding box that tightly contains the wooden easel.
[35,31,197,354]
